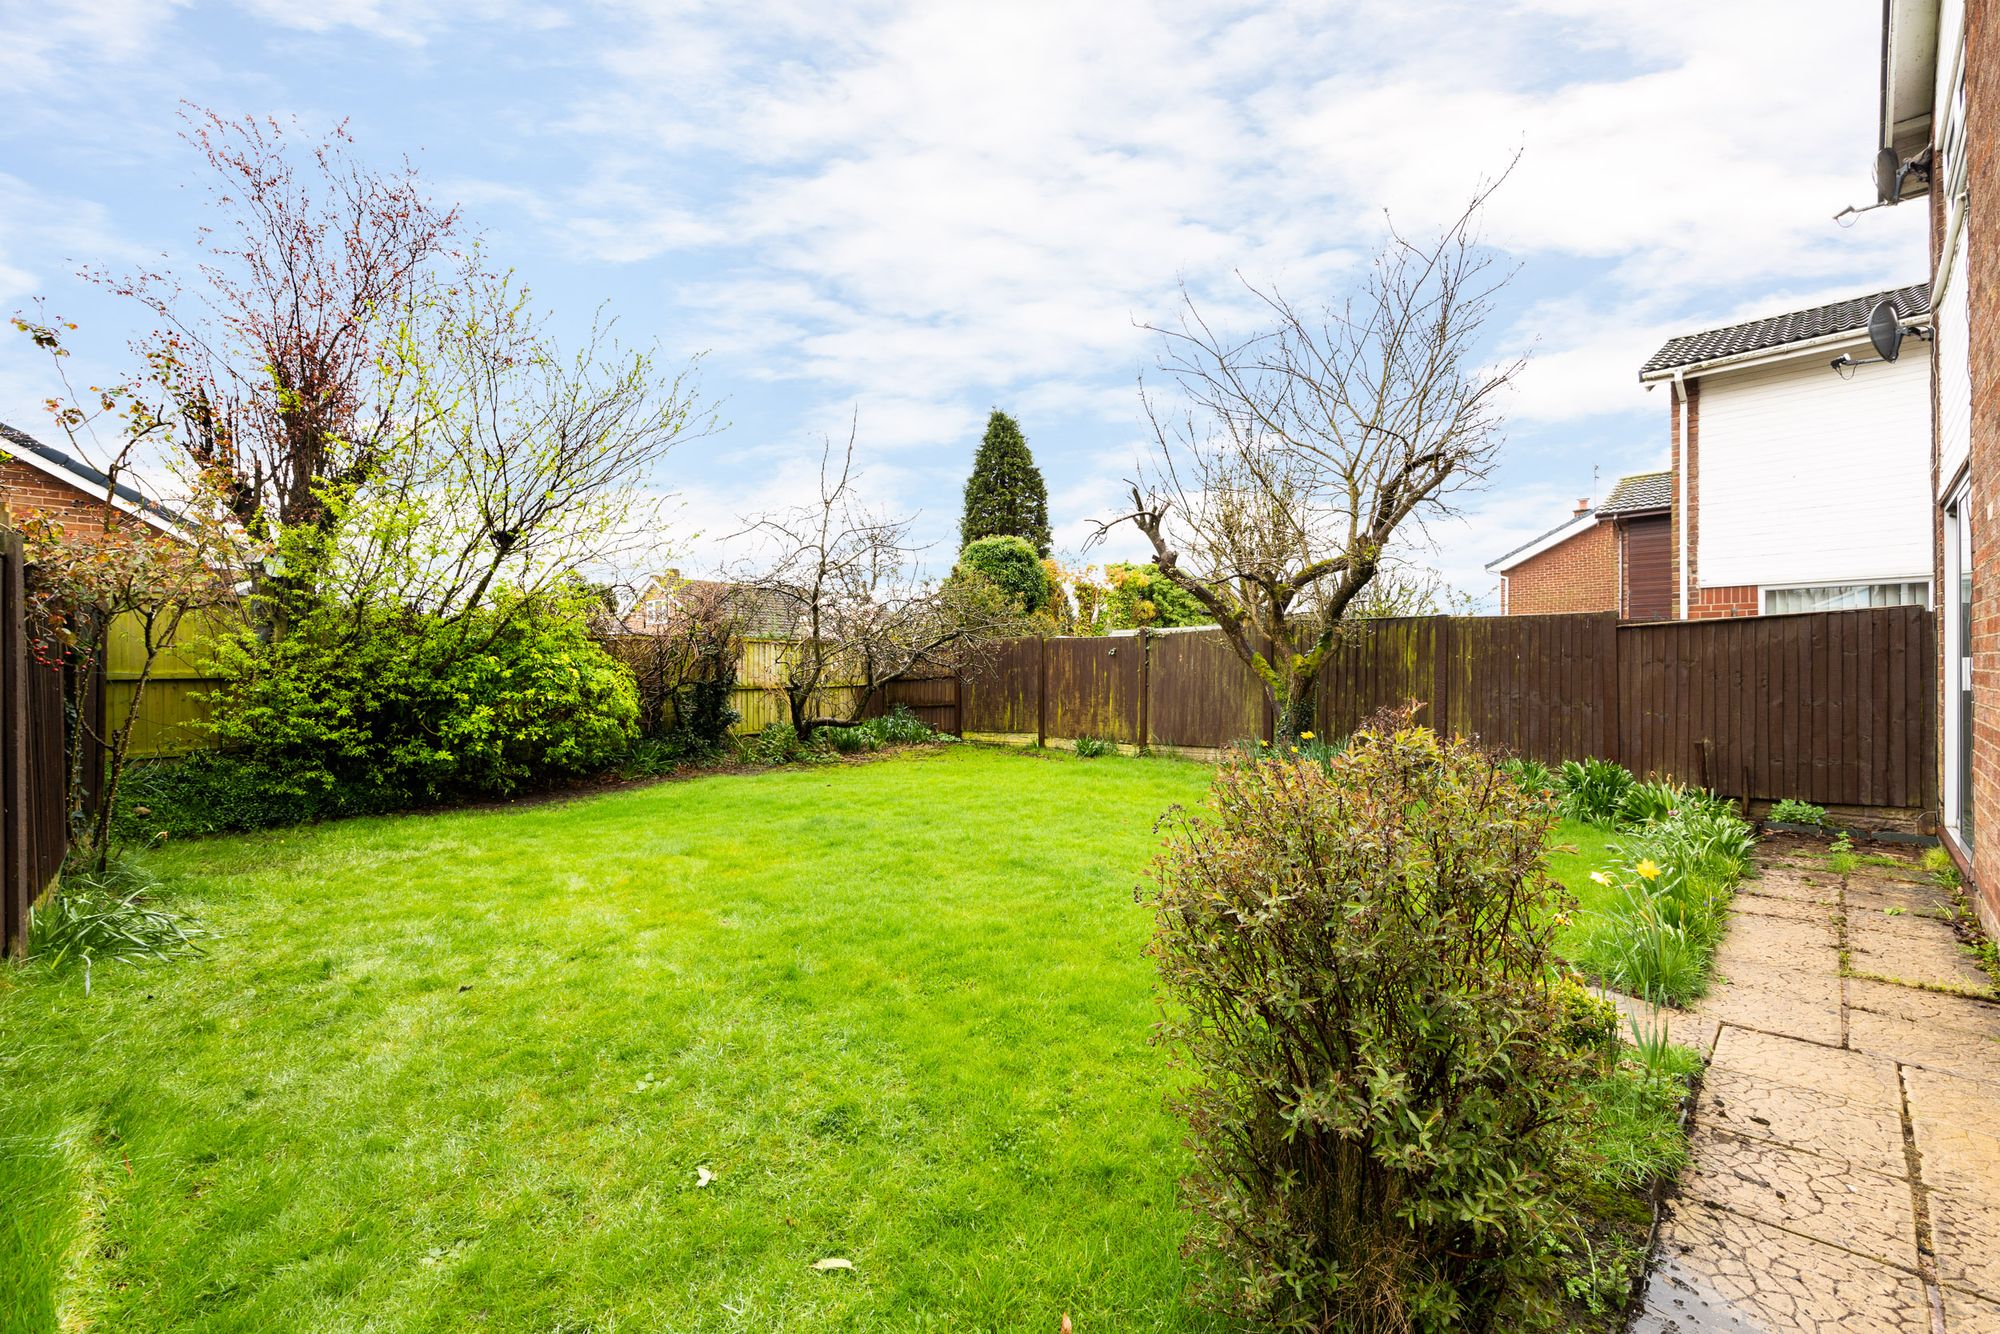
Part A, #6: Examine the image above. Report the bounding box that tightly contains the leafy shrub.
[1557,758,1636,827]
[1072,735,1113,758]
[1554,973,1622,1057]
[749,723,817,766]
[1768,797,1827,826]
[1616,779,1681,826]
[863,705,936,746]
[1502,757,1559,802]
[28,858,204,993]
[1146,713,1593,1331]
[115,752,326,839]
[822,725,882,754]
[205,589,639,814]
[954,535,1050,612]
[1101,562,1213,629]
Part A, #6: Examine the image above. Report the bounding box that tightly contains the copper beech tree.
[1094,175,1523,737]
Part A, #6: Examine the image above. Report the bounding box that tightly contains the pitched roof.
[0,421,186,534]
[1638,282,1931,377]
[1596,469,1673,515]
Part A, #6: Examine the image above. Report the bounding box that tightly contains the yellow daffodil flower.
[1634,859,1662,881]
[1300,731,1315,741]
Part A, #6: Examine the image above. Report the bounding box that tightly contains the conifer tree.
[959,410,1052,556]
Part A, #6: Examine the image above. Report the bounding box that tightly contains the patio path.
[1623,837,2000,1333]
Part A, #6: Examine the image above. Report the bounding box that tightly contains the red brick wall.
[1964,0,2000,927]
[1501,518,1618,615]
[1686,585,1759,619]
[0,457,121,539]
[1668,384,1700,619]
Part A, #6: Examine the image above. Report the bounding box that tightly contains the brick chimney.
[1573,498,1591,517]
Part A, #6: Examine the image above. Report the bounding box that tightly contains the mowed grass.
[0,746,1650,1333]
[1546,818,1624,950]
[1,746,1227,1333]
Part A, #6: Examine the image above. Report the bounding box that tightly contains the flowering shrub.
[1146,711,1594,1331]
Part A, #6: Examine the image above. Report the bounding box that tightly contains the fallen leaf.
[1061,1315,1073,1333]
[811,1257,853,1271]
[696,1166,715,1188]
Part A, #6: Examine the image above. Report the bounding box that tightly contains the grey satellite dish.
[1875,147,1903,205]
[1867,300,1905,361]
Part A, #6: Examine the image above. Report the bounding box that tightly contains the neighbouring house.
[1484,470,1673,619]
[1635,285,1936,620]
[1875,0,1995,922]
[1,421,183,540]
[622,570,796,637]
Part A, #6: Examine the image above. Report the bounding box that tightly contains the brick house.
[1877,0,1998,923]
[1485,470,1673,619]
[1636,287,1936,620]
[1,421,183,540]
[622,571,797,637]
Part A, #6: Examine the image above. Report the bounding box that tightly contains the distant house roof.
[1638,282,1931,378]
[0,421,187,537]
[1596,470,1673,515]
[1485,469,1672,574]
[626,573,799,638]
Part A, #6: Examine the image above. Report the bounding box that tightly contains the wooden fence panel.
[1045,635,1141,744]
[2,530,67,956]
[1444,613,1616,764]
[933,605,1937,815]
[960,637,1042,735]
[1615,606,1934,810]
[1314,616,1443,738]
[871,675,959,734]
[1146,628,1264,749]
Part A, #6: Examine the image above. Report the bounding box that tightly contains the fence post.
[1600,611,1622,764]
[1035,636,1048,748]
[1433,616,1453,738]
[2,531,26,957]
[1136,627,1150,752]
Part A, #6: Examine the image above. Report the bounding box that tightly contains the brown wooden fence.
[955,607,1938,814]
[2,529,68,956]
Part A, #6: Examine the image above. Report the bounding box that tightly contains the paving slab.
[1707,1026,1901,1107]
[1849,978,2000,1034]
[1699,1066,1907,1174]
[1700,975,1845,1045]
[1904,1067,2000,1201]
[1929,1188,2000,1301]
[1847,913,1994,993]
[1730,891,1834,923]
[1945,1285,2000,1333]
[1710,913,1841,968]
[1679,1125,1917,1263]
[1738,868,1840,903]
[1851,1008,2000,1084]
[1631,1202,1932,1333]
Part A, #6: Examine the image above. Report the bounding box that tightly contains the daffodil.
[1634,859,1662,881]
[1289,746,1300,755]
[1588,870,1611,886]
[1300,731,1315,741]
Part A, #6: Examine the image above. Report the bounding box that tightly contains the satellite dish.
[1867,300,1905,361]
[1875,147,1903,205]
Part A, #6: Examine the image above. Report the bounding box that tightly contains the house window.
[1759,581,1932,615]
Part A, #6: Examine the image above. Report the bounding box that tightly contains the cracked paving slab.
[1679,1125,1917,1264]
[1846,913,1994,994]
[1698,1066,1907,1174]
[1630,1201,1932,1332]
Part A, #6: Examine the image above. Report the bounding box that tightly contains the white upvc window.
[1758,581,1933,615]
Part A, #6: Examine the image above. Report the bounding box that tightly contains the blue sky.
[0,0,1928,604]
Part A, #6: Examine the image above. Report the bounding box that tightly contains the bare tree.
[730,434,1022,737]
[1094,176,1523,736]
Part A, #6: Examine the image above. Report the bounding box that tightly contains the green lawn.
[1547,818,1624,946]
[0,745,1649,1332]
[3,746,1226,1332]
